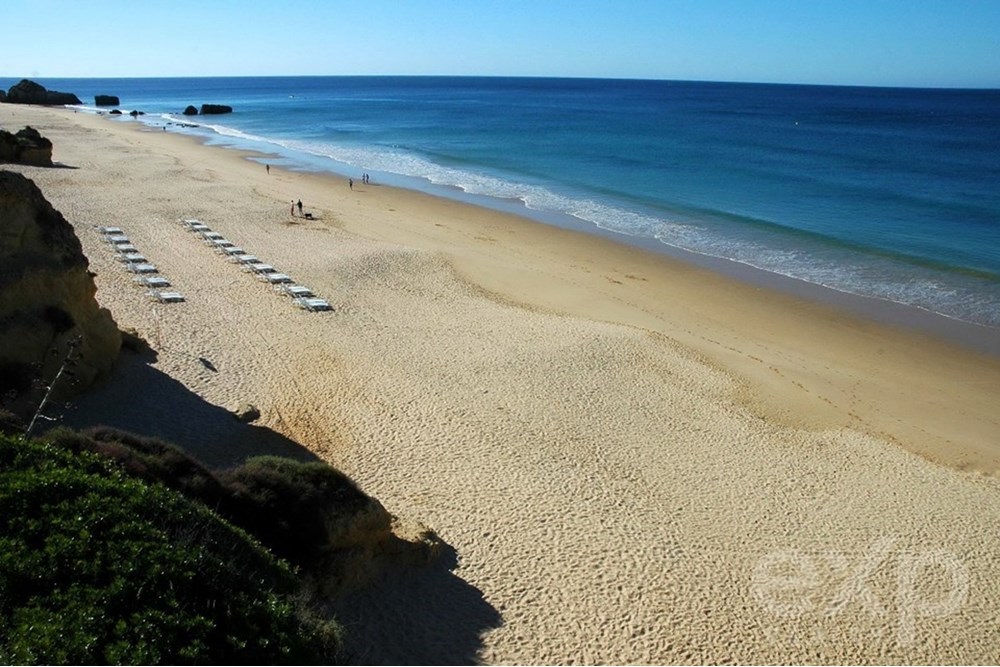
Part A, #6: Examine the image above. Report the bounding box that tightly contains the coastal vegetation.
[0,430,344,664]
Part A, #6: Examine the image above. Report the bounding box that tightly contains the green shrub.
[46,427,380,568]
[219,456,374,565]
[48,426,229,509]
[0,434,342,665]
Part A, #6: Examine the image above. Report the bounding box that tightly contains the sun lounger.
[295,297,332,312]
[200,231,224,242]
[127,263,158,274]
[98,226,124,235]
[114,243,138,253]
[106,234,130,245]
[235,254,259,264]
[148,290,185,303]
[222,246,246,257]
[118,252,147,263]
[189,223,210,233]
[211,239,235,250]
[247,263,275,274]
[134,275,171,288]
[282,284,314,298]
[264,272,293,284]
[180,218,202,228]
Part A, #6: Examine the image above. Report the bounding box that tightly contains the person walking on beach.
[349,178,353,190]
[290,200,295,216]
[296,199,303,215]
[266,164,270,174]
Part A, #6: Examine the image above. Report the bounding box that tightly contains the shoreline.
[8,104,1000,472]
[130,109,1000,358]
[4,103,1000,663]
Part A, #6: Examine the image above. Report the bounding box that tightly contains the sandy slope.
[4,104,999,664]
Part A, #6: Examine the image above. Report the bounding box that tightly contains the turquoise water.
[7,76,1000,328]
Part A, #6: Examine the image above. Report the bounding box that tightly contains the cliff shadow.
[330,546,503,665]
[47,348,319,469]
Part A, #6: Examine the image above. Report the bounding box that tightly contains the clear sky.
[3,0,999,87]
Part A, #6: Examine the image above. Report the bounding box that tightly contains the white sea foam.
[159,119,1000,328]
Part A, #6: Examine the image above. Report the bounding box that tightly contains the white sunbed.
[180,218,202,228]
[200,231,224,242]
[295,297,332,312]
[211,239,235,250]
[118,253,147,263]
[264,272,293,284]
[98,226,124,235]
[134,275,171,288]
[189,223,210,233]
[222,246,246,256]
[235,254,259,264]
[127,263,158,274]
[106,234,130,245]
[247,263,275,274]
[114,243,138,253]
[148,290,185,303]
[282,284,314,298]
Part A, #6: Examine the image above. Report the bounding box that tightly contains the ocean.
[6,76,1000,331]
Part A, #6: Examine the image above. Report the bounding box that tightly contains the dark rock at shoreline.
[95,94,120,106]
[0,126,53,167]
[200,104,233,115]
[182,105,198,115]
[109,109,122,115]
[128,110,145,117]
[0,90,6,103]
[4,79,82,106]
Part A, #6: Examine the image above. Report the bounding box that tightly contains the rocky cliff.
[0,171,121,420]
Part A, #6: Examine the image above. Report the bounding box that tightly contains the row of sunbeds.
[97,226,184,303]
[179,218,332,312]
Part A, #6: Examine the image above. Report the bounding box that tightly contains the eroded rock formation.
[0,126,53,167]
[0,171,121,419]
[4,79,82,106]
[200,104,233,115]
[95,94,119,106]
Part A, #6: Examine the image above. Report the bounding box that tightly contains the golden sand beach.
[3,104,999,664]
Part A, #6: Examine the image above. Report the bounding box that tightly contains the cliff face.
[0,170,121,417]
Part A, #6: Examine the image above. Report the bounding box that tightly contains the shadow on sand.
[331,545,502,665]
[46,349,504,661]
[48,349,319,469]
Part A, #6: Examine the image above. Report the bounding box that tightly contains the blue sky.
[3,0,999,87]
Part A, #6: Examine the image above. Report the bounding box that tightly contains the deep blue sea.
[7,76,1000,329]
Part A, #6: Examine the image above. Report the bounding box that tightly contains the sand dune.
[4,104,999,664]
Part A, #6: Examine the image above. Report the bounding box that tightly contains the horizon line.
[1,73,998,92]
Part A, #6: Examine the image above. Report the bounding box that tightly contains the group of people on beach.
[276,162,370,216]
[348,173,371,190]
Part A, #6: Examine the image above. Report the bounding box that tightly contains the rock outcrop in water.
[200,104,233,115]
[0,126,53,167]
[0,171,121,421]
[4,79,82,106]
[94,94,119,106]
